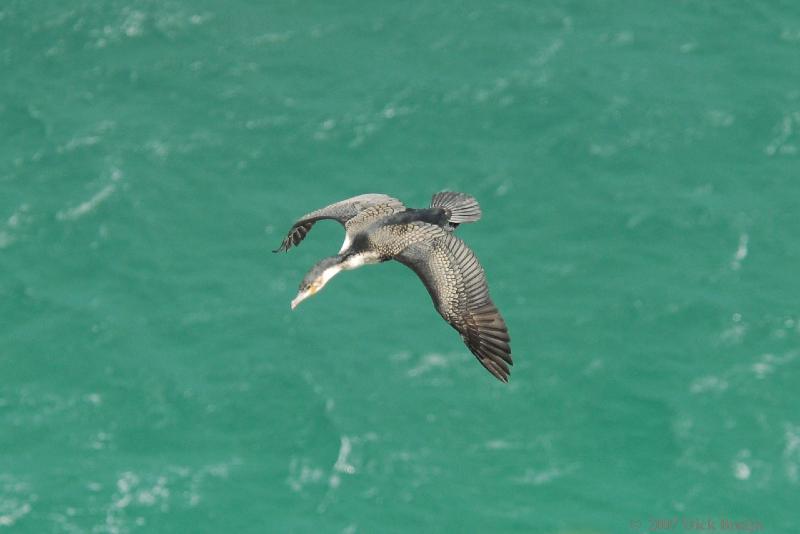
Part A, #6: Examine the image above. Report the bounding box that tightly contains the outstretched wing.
[392,224,512,382]
[273,194,405,253]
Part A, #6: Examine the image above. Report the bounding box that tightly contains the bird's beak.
[290,285,317,310]
[290,292,307,310]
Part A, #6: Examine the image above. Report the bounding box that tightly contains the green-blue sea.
[2,1,799,532]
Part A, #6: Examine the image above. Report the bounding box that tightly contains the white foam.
[333,436,355,475]
[690,375,728,394]
[1,204,31,249]
[89,431,111,450]
[0,502,31,527]
[407,353,448,377]
[0,231,13,249]
[516,463,578,486]
[485,439,512,450]
[731,233,749,270]
[286,458,324,492]
[752,362,771,379]
[765,112,799,156]
[122,10,146,37]
[58,135,100,153]
[784,424,800,482]
[531,38,564,66]
[733,461,751,480]
[57,184,116,221]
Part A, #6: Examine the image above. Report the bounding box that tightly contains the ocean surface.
[2,1,799,532]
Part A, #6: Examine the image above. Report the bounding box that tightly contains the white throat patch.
[320,264,343,286]
[342,252,380,270]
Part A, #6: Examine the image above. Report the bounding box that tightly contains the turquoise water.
[3,1,800,532]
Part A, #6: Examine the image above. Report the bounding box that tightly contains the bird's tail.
[430,191,482,224]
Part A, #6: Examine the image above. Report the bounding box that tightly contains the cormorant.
[274,192,513,382]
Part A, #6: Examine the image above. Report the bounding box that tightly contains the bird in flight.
[274,192,513,382]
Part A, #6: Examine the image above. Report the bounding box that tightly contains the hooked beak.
[290,285,317,310]
[290,262,343,311]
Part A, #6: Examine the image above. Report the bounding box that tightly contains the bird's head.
[291,256,344,310]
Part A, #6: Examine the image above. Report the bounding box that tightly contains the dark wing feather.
[392,224,512,382]
[274,194,405,252]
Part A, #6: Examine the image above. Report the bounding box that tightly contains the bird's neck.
[339,251,380,270]
[315,252,376,290]
[318,261,344,286]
